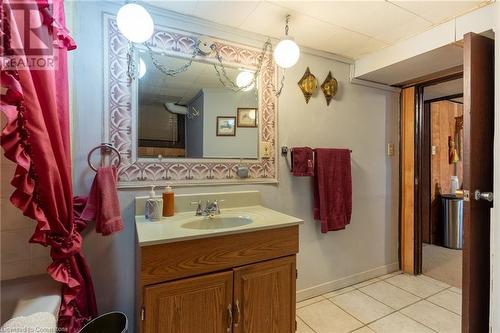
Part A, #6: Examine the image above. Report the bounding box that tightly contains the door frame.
[414,73,464,276]
[399,73,463,275]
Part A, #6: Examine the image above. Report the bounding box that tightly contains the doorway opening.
[399,32,494,332]
[417,76,464,290]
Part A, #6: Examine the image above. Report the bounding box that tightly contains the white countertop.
[136,205,303,247]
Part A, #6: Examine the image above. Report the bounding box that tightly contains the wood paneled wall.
[429,100,463,244]
[401,87,415,274]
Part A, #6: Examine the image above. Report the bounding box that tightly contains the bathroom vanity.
[135,192,302,333]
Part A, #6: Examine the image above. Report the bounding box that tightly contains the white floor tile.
[368,312,435,333]
[418,274,451,288]
[427,289,462,315]
[297,299,363,333]
[359,281,420,310]
[297,296,324,309]
[448,287,462,295]
[378,271,403,280]
[296,316,315,333]
[352,277,381,289]
[385,274,446,298]
[400,300,461,333]
[323,286,356,299]
[330,290,394,324]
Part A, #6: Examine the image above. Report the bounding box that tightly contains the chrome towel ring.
[87,143,121,172]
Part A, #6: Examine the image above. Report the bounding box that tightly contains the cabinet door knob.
[234,299,241,328]
[226,304,233,332]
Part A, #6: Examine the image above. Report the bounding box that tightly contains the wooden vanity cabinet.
[233,256,296,333]
[143,271,233,333]
[139,226,299,333]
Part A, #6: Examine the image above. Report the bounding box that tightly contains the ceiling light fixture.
[273,15,300,69]
[117,3,154,43]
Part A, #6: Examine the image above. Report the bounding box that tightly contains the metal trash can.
[441,194,464,249]
[79,311,128,333]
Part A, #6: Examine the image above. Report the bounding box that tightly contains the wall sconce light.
[273,15,300,69]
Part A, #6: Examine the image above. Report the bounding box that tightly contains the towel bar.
[281,146,352,172]
[87,143,122,172]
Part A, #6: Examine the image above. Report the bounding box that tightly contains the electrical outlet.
[432,145,437,155]
[261,141,272,159]
[387,143,395,156]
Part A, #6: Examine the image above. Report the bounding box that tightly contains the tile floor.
[296,272,461,333]
[423,243,462,288]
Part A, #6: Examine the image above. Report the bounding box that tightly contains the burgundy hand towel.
[81,166,123,236]
[291,147,314,176]
[313,149,352,233]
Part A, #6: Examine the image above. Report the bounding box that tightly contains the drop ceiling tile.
[239,2,293,38]
[335,36,388,60]
[374,14,433,44]
[389,1,484,24]
[147,1,198,16]
[240,2,367,56]
[273,1,426,39]
[193,1,261,28]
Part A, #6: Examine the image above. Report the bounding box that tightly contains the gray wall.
[185,91,204,158]
[70,2,399,330]
[202,88,258,158]
[138,103,178,141]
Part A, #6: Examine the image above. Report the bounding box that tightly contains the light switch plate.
[431,145,437,155]
[387,143,395,156]
[261,141,272,159]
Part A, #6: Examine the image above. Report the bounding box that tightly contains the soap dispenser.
[162,183,175,217]
[145,186,163,220]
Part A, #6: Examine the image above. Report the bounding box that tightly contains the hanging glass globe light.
[138,58,146,79]
[273,15,300,69]
[117,3,154,43]
[236,70,255,91]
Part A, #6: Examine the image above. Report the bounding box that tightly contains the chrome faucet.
[191,199,224,217]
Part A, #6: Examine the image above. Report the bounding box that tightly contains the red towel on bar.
[313,149,352,233]
[291,147,314,176]
[81,166,123,236]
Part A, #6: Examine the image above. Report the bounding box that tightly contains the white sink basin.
[181,216,253,230]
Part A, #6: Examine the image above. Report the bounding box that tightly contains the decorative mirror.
[103,16,278,186]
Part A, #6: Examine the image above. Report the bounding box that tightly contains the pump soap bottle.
[145,186,163,220]
[162,184,175,217]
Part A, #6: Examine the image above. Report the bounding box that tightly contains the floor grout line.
[397,311,440,333]
[296,314,318,333]
[422,287,462,316]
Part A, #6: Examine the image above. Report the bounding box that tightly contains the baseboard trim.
[296,262,400,302]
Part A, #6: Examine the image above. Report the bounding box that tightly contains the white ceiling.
[358,43,464,85]
[139,52,251,105]
[423,77,463,101]
[144,0,493,59]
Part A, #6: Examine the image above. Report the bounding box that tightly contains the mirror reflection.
[137,50,259,159]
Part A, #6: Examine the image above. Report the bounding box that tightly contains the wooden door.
[401,86,416,274]
[233,256,296,333]
[143,271,233,333]
[462,32,494,333]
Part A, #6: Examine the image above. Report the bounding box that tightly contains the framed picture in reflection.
[237,108,258,128]
[216,116,236,136]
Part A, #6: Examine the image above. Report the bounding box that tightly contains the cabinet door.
[143,271,233,333]
[233,256,296,333]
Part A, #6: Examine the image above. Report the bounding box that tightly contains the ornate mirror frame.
[103,15,278,187]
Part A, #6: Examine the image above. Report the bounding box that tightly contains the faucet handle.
[214,199,224,214]
[190,200,203,215]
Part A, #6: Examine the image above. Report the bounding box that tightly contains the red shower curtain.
[1,0,97,331]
